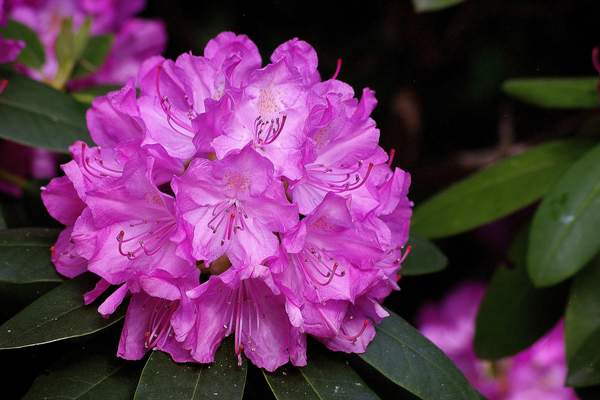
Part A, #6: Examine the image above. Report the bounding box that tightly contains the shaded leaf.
[23,343,143,400]
[134,336,247,400]
[71,85,122,104]
[72,35,114,79]
[0,228,64,284]
[358,308,481,400]
[503,77,599,109]
[264,346,379,400]
[0,69,91,153]
[565,258,600,387]
[527,142,600,287]
[412,139,592,239]
[0,272,126,350]
[474,225,568,359]
[0,19,45,69]
[400,232,447,276]
[411,0,467,13]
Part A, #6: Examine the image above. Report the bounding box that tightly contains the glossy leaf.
[411,0,467,13]
[264,346,379,400]
[0,228,63,284]
[528,142,600,287]
[412,139,592,239]
[358,308,481,400]
[474,228,568,359]
[23,343,143,400]
[0,272,126,349]
[134,337,247,400]
[0,19,45,69]
[565,258,600,387]
[0,69,91,153]
[400,232,447,276]
[503,77,600,109]
[72,35,114,79]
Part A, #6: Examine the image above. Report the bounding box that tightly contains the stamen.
[393,245,412,265]
[338,320,369,342]
[155,65,195,138]
[116,218,177,259]
[50,246,87,267]
[305,161,374,193]
[254,115,287,145]
[144,299,179,349]
[332,59,342,80]
[80,143,121,180]
[388,149,395,167]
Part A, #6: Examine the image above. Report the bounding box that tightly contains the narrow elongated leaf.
[0,272,126,349]
[358,308,481,400]
[412,139,591,239]
[503,78,599,109]
[264,346,379,400]
[0,19,45,69]
[411,0,467,13]
[400,232,447,276]
[528,142,600,287]
[474,225,568,359]
[474,251,568,358]
[134,337,247,400]
[0,228,63,283]
[0,70,91,153]
[23,343,143,400]
[565,258,600,387]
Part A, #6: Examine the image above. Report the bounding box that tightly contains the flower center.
[207,200,248,246]
[116,217,177,259]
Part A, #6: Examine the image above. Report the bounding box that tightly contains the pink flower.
[415,282,578,400]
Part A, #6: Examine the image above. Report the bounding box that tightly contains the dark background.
[143,0,600,319]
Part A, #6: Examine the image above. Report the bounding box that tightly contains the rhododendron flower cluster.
[416,282,578,400]
[41,32,412,371]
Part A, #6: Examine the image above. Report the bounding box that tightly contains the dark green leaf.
[264,346,379,400]
[0,19,45,69]
[528,142,600,287]
[400,232,447,276]
[503,77,600,109]
[0,272,126,349]
[23,343,143,400]
[358,308,481,400]
[474,225,568,359]
[565,258,600,387]
[72,35,114,79]
[134,337,247,400]
[0,228,63,283]
[411,0,467,13]
[412,139,592,239]
[0,69,91,153]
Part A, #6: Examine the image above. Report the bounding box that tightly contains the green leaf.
[0,69,91,153]
[134,337,247,400]
[53,17,75,89]
[474,225,568,359]
[358,308,481,400]
[71,85,122,104]
[411,0,467,13]
[72,16,91,62]
[23,343,143,400]
[412,139,592,239]
[503,77,600,109]
[0,228,64,284]
[264,346,379,400]
[528,142,600,287]
[565,258,600,387]
[400,232,447,276]
[0,19,45,69]
[0,272,126,350]
[71,35,114,79]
